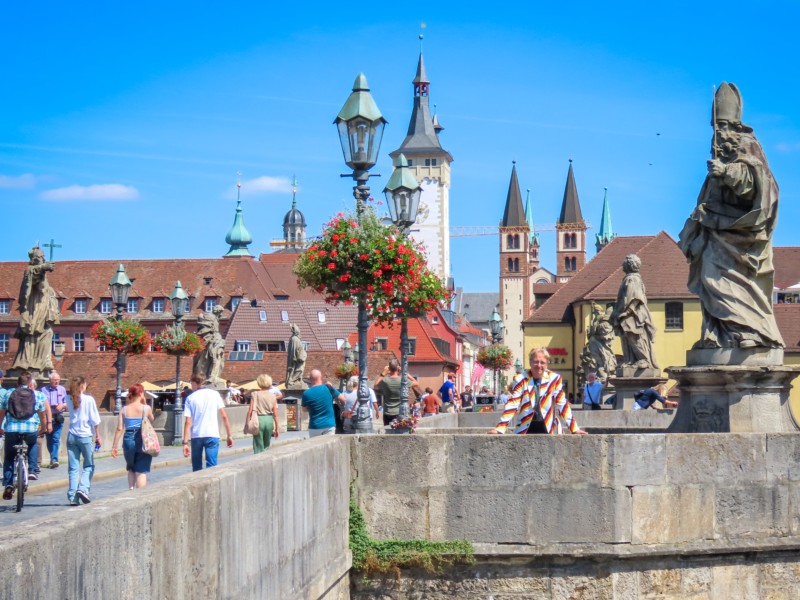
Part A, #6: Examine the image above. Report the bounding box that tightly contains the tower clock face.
[417,201,430,223]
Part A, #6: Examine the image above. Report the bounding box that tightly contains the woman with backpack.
[66,376,101,506]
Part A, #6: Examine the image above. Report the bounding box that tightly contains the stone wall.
[351,433,800,547]
[455,408,675,431]
[0,436,350,600]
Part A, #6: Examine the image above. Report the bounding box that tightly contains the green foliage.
[476,344,514,371]
[349,485,474,575]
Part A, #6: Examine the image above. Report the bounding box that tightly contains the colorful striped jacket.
[494,369,580,435]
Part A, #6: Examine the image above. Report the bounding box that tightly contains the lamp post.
[109,264,132,415]
[335,73,387,434]
[169,281,189,445]
[384,153,422,418]
[489,306,505,396]
[341,339,353,392]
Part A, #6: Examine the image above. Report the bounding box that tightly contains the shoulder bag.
[244,398,260,436]
[141,406,161,457]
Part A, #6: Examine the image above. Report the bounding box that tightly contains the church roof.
[558,160,585,226]
[501,162,527,227]
[595,187,615,246]
[224,191,253,257]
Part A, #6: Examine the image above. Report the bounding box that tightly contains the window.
[407,159,413,166]
[231,297,242,311]
[52,333,60,352]
[425,158,431,166]
[665,302,684,330]
[98,340,107,352]
[514,258,519,272]
[259,310,267,322]
[281,310,289,322]
[318,311,326,323]
[74,299,87,314]
[235,340,251,352]
[127,299,139,314]
[152,298,165,313]
[100,299,112,314]
[571,257,577,271]
[73,333,85,352]
[431,316,439,324]
[514,234,520,249]
[0,334,8,352]
[0,300,10,314]
[264,341,286,352]
[506,234,513,249]
[204,298,218,313]
[407,338,417,356]
[149,332,156,352]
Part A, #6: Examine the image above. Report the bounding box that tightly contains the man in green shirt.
[375,359,418,426]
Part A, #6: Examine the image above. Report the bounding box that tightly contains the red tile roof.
[775,305,800,352]
[774,248,800,289]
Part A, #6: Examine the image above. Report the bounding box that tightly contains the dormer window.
[204,298,218,313]
[152,298,165,313]
[231,297,242,311]
[0,300,10,315]
[74,299,87,314]
[127,299,139,314]
[100,299,113,314]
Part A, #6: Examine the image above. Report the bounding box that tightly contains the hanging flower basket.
[90,319,150,354]
[476,345,513,371]
[334,363,358,380]
[153,325,205,356]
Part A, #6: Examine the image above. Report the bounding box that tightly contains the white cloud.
[227,176,293,199]
[40,184,139,201]
[0,173,36,189]
[776,142,800,153]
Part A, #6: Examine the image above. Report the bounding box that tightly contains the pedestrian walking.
[182,374,233,471]
[111,383,155,489]
[248,374,279,453]
[65,376,101,505]
[42,371,68,468]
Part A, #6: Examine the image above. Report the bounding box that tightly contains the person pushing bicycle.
[0,372,50,500]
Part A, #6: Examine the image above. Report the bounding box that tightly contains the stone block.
[789,483,800,535]
[765,433,800,482]
[551,572,613,599]
[361,489,430,540]
[606,434,666,487]
[709,563,760,600]
[665,434,766,485]
[714,484,789,538]
[527,488,631,544]
[449,435,554,488]
[639,567,682,596]
[351,435,452,490]
[428,488,528,543]
[680,566,712,595]
[611,570,639,599]
[631,485,714,544]
[551,435,605,487]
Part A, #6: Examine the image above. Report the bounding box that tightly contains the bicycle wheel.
[15,456,25,512]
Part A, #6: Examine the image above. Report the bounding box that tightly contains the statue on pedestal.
[193,305,225,384]
[678,82,783,350]
[611,254,659,370]
[580,302,617,382]
[285,323,307,389]
[11,247,60,377]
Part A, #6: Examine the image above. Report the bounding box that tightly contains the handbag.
[244,408,260,436]
[141,406,160,457]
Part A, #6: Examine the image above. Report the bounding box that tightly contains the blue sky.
[2,3,799,295]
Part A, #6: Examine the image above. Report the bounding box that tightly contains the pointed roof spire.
[558,159,585,225]
[413,35,429,85]
[224,177,253,257]
[595,187,616,251]
[501,161,526,227]
[291,174,297,209]
[524,188,539,244]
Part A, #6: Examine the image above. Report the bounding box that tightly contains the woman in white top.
[66,376,101,506]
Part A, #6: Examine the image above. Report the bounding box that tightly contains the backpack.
[8,387,36,420]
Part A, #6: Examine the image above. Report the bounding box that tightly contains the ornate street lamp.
[109,264,132,415]
[335,73,387,434]
[343,340,353,364]
[169,281,189,445]
[489,306,505,396]
[384,153,422,418]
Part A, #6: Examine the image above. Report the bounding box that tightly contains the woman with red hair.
[111,383,155,489]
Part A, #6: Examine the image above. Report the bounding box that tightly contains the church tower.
[524,188,540,271]
[282,176,306,251]
[555,160,587,282]
[224,180,253,257]
[595,187,615,252]
[499,162,534,361]
[390,39,453,281]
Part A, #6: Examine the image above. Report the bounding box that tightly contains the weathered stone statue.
[580,302,617,382]
[285,323,307,389]
[678,82,783,350]
[193,305,225,384]
[11,247,60,376]
[611,254,659,370]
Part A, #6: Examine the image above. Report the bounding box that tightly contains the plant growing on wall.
[90,319,150,354]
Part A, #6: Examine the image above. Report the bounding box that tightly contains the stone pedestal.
[608,367,665,410]
[667,347,800,433]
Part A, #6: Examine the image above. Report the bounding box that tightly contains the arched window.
[507,234,514,249]
[508,258,513,272]
[565,256,571,271]
[570,257,577,271]
[571,233,577,248]
[513,258,519,272]
[514,234,520,249]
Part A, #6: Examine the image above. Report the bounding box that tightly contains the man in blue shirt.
[301,369,342,437]
[0,372,50,500]
[438,374,456,407]
[42,371,67,468]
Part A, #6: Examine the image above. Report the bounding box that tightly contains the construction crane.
[450,222,591,237]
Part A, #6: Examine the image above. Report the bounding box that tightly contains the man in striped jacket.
[489,348,587,435]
